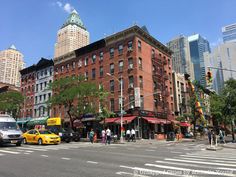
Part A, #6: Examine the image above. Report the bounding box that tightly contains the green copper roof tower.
[61,10,86,30]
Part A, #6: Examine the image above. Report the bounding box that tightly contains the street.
[0,140,235,177]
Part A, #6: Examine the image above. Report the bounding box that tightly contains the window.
[110,63,114,75]
[129,76,134,88]
[36,84,38,92]
[139,76,143,89]
[39,95,42,102]
[40,83,43,90]
[44,69,47,76]
[66,64,70,71]
[138,40,141,51]
[152,49,155,58]
[72,62,76,69]
[99,66,103,77]
[92,54,96,64]
[109,48,114,58]
[119,60,124,72]
[78,59,82,68]
[110,80,114,92]
[140,95,144,109]
[99,52,103,60]
[50,68,53,75]
[118,44,123,54]
[48,93,51,100]
[35,96,37,104]
[43,94,46,101]
[84,57,88,66]
[92,68,96,79]
[138,57,142,69]
[128,58,133,69]
[153,81,158,90]
[128,41,133,50]
[41,71,43,76]
[84,72,88,81]
[110,98,115,112]
[129,95,135,109]
[61,65,64,72]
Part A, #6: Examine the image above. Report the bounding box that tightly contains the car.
[49,128,80,143]
[0,114,23,146]
[22,129,61,145]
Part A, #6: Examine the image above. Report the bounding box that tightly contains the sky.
[0,0,236,67]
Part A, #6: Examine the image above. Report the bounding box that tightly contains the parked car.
[22,129,61,145]
[48,127,80,143]
[0,114,23,146]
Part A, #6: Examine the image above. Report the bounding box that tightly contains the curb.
[206,146,223,151]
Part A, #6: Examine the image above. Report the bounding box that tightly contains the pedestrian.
[106,127,111,145]
[89,129,94,144]
[101,129,106,144]
[219,129,225,144]
[131,128,135,142]
[212,130,216,145]
[207,129,212,145]
[126,129,131,142]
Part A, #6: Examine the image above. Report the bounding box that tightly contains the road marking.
[17,147,47,151]
[164,158,236,167]
[40,155,48,157]
[170,151,182,154]
[25,150,33,153]
[145,149,155,152]
[0,153,4,156]
[120,165,187,176]
[86,161,98,164]
[145,163,235,176]
[180,157,236,164]
[0,149,20,154]
[61,157,71,160]
[181,154,236,161]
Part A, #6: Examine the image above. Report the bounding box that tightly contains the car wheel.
[23,138,27,144]
[38,138,43,145]
[16,142,22,146]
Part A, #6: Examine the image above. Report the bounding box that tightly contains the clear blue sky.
[1,0,235,67]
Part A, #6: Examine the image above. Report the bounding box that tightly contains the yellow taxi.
[22,129,61,145]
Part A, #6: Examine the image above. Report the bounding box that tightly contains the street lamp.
[106,73,124,143]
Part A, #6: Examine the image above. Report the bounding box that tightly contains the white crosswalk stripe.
[117,149,236,176]
[0,142,103,156]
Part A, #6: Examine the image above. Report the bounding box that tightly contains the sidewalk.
[220,142,236,149]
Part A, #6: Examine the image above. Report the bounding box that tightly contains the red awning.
[180,122,191,127]
[101,118,119,124]
[115,116,136,124]
[142,117,170,124]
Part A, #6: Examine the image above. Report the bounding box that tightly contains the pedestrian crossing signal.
[207,71,212,83]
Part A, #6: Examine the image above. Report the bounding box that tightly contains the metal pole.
[120,76,123,143]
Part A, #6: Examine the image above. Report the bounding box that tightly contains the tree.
[0,91,24,119]
[48,76,108,128]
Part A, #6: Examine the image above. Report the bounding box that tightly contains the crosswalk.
[0,142,102,156]
[117,149,236,177]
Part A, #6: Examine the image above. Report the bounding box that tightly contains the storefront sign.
[47,117,61,126]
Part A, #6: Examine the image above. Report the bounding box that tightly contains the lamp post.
[106,73,124,143]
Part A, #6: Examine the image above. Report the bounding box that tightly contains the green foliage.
[48,76,108,127]
[0,91,24,119]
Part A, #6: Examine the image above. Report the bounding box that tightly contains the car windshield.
[39,130,53,134]
[0,122,17,130]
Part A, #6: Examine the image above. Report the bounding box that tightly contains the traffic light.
[206,71,213,83]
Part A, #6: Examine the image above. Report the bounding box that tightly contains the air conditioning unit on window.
[129,83,134,88]
[127,47,133,52]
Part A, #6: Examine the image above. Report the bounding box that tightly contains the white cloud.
[53,1,74,14]
[56,1,62,7]
[63,3,74,13]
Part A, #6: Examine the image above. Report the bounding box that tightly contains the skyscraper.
[54,10,90,58]
[0,45,25,87]
[222,23,236,43]
[188,34,211,86]
[167,35,194,80]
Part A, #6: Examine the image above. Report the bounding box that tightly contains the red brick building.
[53,25,174,124]
[20,65,36,118]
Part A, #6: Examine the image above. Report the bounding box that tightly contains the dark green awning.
[27,117,49,126]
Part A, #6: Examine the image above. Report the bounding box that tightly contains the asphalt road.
[0,140,235,177]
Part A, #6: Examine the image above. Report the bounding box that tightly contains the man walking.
[207,129,212,145]
[89,129,95,144]
[126,129,131,142]
[106,127,111,145]
[131,128,136,142]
